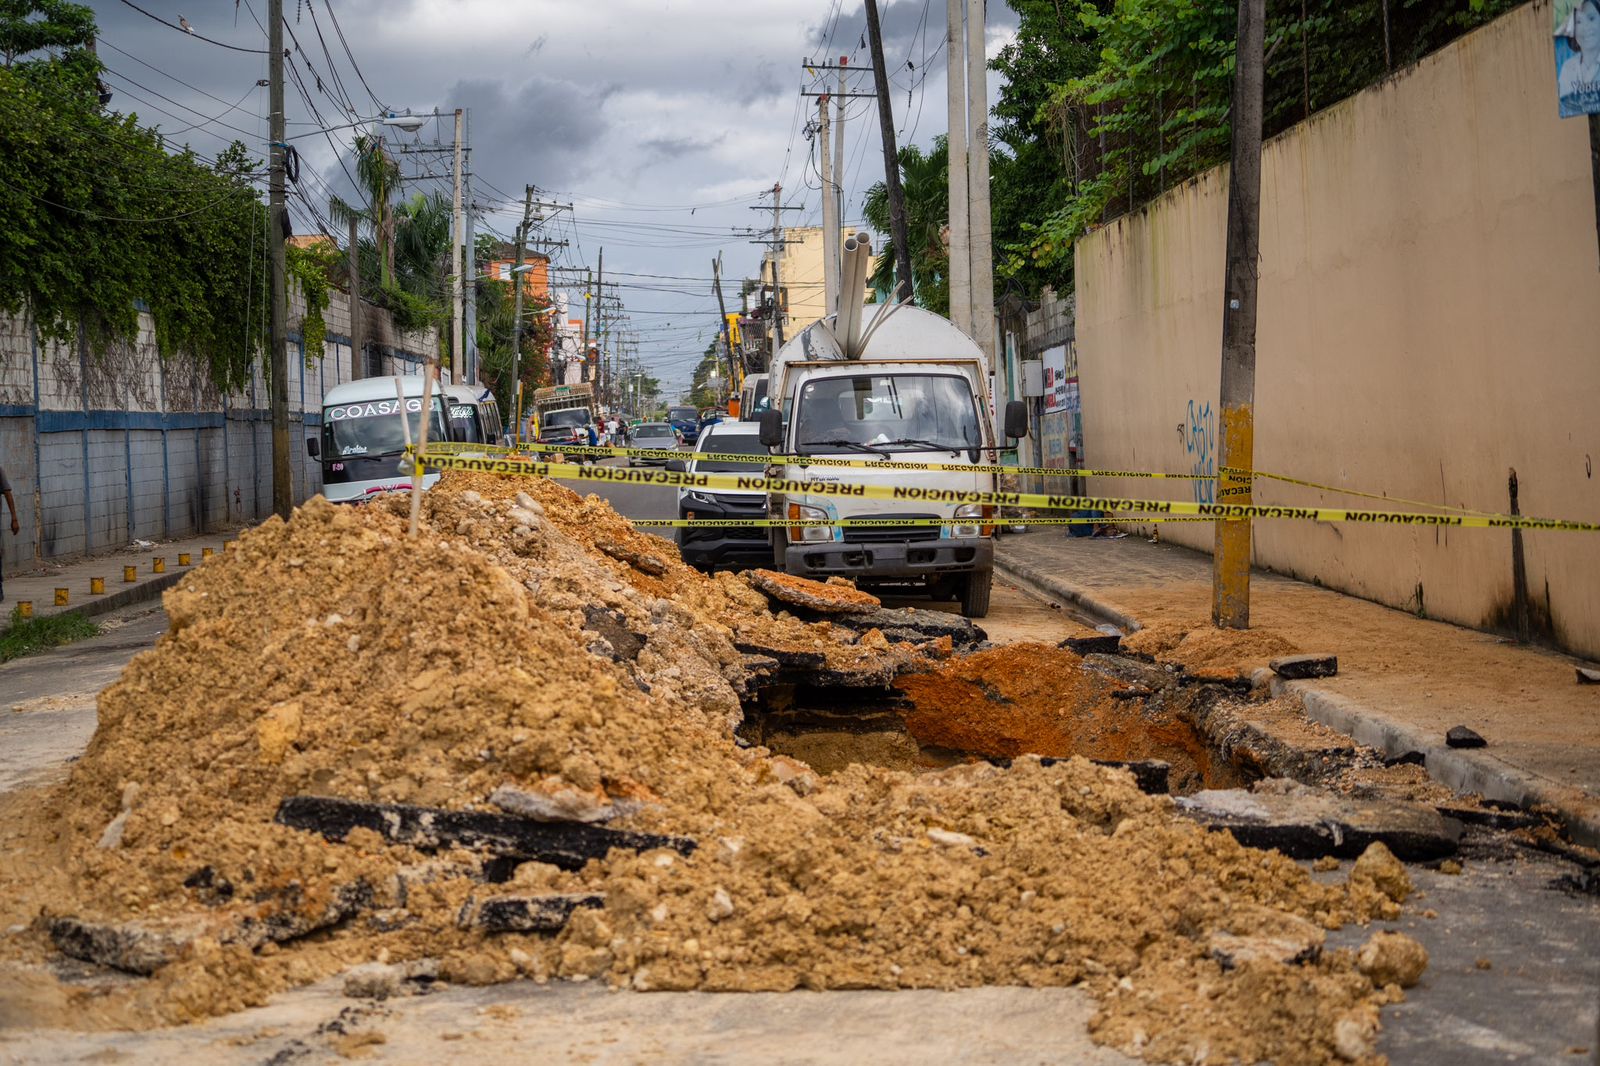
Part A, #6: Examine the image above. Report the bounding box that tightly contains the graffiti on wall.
[1181,399,1215,503]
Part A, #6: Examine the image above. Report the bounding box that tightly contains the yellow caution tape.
[415,451,1600,533]
[634,516,1215,528]
[1220,466,1513,519]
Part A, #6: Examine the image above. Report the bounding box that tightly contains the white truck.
[530,383,596,446]
[758,237,1026,618]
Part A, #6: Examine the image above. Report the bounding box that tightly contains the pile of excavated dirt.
[1123,620,1299,676]
[894,644,1229,791]
[0,477,1422,1064]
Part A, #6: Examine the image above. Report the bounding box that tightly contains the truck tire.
[959,569,992,619]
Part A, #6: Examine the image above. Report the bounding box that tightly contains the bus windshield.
[322,397,447,459]
[794,374,981,455]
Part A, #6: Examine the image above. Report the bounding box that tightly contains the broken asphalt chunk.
[275,796,694,871]
[1268,654,1339,679]
[463,893,605,933]
[1445,725,1487,749]
[1059,633,1123,656]
[1174,788,1460,861]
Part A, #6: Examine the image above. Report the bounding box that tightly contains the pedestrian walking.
[0,462,18,602]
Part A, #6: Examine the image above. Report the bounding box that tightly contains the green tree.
[862,137,951,314]
[1,0,94,68]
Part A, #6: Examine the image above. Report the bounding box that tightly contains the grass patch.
[0,607,100,663]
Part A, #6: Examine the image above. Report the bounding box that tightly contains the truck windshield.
[667,406,698,423]
[544,408,590,430]
[322,397,446,459]
[794,374,980,455]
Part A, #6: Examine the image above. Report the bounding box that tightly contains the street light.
[283,111,434,141]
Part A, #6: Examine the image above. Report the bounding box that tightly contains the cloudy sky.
[87,0,1017,394]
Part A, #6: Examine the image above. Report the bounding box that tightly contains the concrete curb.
[1257,673,1600,850]
[9,571,182,629]
[993,551,1144,634]
[996,544,1600,849]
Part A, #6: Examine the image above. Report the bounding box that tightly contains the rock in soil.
[1269,653,1339,679]
[1356,930,1428,988]
[1446,724,1488,748]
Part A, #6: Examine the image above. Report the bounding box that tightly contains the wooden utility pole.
[966,0,996,384]
[770,185,786,347]
[509,185,533,440]
[1212,0,1266,630]
[346,213,362,381]
[268,0,290,520]
[864,0,913,302]
[712,254,736,383]
[818,94,839,315]
[946,0,970,335]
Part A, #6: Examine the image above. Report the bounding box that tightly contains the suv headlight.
[788,503,833,542]
[953,503,993,538]
[686,490,716,505]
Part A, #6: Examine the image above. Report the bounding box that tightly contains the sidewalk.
[2,532,236,624]
[995,530,1600,846]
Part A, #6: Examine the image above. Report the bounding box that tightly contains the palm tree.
[391,192,452,300]
[862,136,951,315]
[328,134,401,288]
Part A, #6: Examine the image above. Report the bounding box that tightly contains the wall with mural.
[1073,2,1600,657]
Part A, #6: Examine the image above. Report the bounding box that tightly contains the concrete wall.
[0,287,439,580]
[1073,0,1600,658]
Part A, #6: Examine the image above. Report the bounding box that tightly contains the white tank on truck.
[758,234,1027,618]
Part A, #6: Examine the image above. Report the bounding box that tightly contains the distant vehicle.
[627,422,681,466]
[442,384,505,449]
[666,404,699,441]
[695,412,725,442]
[671,420,770,571]
[309,376,448,503]
[738,374,769,421]
[532,383,596,447]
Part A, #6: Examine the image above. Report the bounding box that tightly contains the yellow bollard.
[16,601,32,619]
[201,547,214,559]
[124,565,137,583]
[178,553,192,566]
[54,588,69,606]
[152,557,165,574]
[90,577,105,595]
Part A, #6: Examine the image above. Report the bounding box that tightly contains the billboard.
[1556,0,1600,117]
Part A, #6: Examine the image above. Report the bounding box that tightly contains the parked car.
[671,420,771,571]
[628,422,683,466]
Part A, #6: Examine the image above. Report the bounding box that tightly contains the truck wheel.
[959,569,992,619]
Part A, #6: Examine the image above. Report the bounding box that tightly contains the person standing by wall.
[0,463,18,602]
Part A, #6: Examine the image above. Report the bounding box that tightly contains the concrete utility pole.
[462,109,477,385]
[449,108,464,386]
[966,0,997,387]
[1212,0,1266,630]
[596,248,605,402]
[770,185,786,348]
[835,56,847,262]
[509,185,532,440]
[268,0,290,520]
[865,0,913,302]
[582,268,592,381]
[346,213,362,381]
[945,0,970,336]
[712,254,736,383]
[818,94,839,315]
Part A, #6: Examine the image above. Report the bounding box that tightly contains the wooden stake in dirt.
[409,363,437,538]
[1211,0,1266,630]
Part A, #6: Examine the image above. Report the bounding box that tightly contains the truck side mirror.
[306,437,320,458]
[1004,400,1029,441]
[759,408,784,448]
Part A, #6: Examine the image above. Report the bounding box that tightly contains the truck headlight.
[953,503,993,538]
[788,503,833,542]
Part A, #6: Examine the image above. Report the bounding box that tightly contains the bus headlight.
[788,503,833,542]
[953,503,993,538]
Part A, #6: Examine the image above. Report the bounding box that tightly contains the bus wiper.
[800,438,891,459]
[880,437,967,456]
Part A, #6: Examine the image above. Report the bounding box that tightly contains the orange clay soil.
[0,476,1416,1065]
[1122,620,1299,675]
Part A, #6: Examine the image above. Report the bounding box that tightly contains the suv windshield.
[794,374,980,455]
[693,433,768,473]
[322,397,446,459]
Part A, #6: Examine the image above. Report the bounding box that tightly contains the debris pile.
[0,475,1427,1063]
[1123,620,1299,676]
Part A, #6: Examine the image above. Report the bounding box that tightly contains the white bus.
[309,377,448,503]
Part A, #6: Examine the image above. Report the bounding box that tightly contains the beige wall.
[1075,0,1600,657]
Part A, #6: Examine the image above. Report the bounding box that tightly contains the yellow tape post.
[416,451,1600,533]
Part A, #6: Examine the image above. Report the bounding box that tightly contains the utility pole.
[945,0,970,336]
[818,93,839,314]
[268,0,290,520]
[835,56,847,240]
[449,108,464,386]
[582,267,592,384]
[1212,0,1266,630]
[712,254,736,384]
[771,185,785,347]
[966,0,997,387]
[509,184,532,440]
[462,109,477,385]
[595,248,605,403]
[346,212,362,381]
[864,0,913,302]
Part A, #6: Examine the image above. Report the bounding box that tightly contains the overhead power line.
[116,0,270,53]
